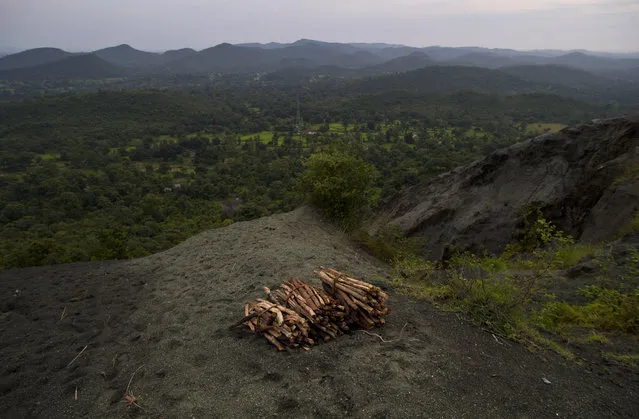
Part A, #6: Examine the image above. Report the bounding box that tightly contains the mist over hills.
[0,39,637,107]
[1,39,638,77]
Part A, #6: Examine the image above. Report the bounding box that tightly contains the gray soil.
[382,115,639,259]
[1,207,638,418]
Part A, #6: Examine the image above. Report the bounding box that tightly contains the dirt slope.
[382,115,639,259]
[1,207,638,418]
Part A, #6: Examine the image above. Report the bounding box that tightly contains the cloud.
[0,0,637,51]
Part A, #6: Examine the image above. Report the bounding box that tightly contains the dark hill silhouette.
[368,51,433,73]
[0,47,75,70]
[450,51,520,68]
[93,44,163,68]
[167,43,280,73]
[550,52,639,72]
[0,54,128,81]
[501,65,612,87]
[2,42,638,78]
[165,42,386,73]
[355,65,536,95]
[161,48,197,62]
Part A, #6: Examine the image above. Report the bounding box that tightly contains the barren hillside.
[383,115,639,259]
[1,207,637,418]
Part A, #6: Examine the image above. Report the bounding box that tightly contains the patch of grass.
[535,286,639,334]
[523,326,576,360]
[38,153,61,161]
[239,131,276,143]
[614,163,639,184]
[619,210,639,236]
[603,352,639,367]
[325,123,355,134]
[526,122,566,134]
[393,257,538,339]
[551,243,600,268]
[387,208,636,360]
[354,223,425,263]
[156,135,177,142]
[586,332,610,344]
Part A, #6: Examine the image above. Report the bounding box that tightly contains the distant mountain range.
[0,39,638,83]
[0,54,128,81]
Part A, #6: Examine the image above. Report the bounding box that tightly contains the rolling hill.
[0,54,128,81]
[353,65,538,95]
[165,43,281,73]
[0,47,76,70]
[367,51,433,74]
[501,64,613,87]
[1,41,638,78]
[93,44,165,68]
[549,52,639,72]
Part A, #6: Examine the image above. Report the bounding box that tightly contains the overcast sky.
[1,0,638,52]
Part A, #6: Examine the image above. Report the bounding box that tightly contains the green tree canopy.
[300,149,380,229]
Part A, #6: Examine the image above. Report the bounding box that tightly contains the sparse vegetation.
[385,207,638,358]
[603,352,639,367]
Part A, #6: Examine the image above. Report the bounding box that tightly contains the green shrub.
[536,286,639,334]
[300,149,380,230]
[619,210,639,235]
[456,275,525,338]
[508,205,574,254]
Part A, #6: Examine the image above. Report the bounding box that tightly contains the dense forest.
[1,41,638,269]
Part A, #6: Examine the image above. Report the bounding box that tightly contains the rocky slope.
[2,207,637,418]
[382,115,639,259]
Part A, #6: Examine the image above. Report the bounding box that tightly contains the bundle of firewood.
[235,268,389,351]
[315,266,389,329]
[242,299,314,350]
[266,278,349,341]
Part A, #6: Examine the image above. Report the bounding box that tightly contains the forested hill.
[0,39,637,269]
[0,55,129,81]
[0,78,622,269]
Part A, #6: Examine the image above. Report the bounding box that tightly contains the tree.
[300,149,380,229]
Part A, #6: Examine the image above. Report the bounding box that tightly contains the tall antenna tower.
[295,94,303,135]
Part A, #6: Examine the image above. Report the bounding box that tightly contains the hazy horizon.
[1,0,638,53]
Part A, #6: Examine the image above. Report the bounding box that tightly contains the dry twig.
[124,364,146,410]
[67,345,88,368]
[359,323,409,343]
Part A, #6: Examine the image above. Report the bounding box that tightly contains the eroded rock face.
[382,115,639,259]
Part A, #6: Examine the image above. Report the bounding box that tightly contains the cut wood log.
[236,268,389,350]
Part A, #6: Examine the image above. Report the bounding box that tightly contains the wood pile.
[266,278,349,342]
[242,299,313,351]
[316,266,390,329]
[235,267,390,351]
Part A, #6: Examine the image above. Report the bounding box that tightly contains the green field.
[39,153,61,161]
[239,131,275,143]
[526,123,566,134]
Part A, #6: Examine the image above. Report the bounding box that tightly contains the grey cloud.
[0,0,637,52]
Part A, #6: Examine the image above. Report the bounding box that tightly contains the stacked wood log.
[315,266,389,329]
[236,268,389,351]
[242,299,314,351]
[266,278,349,341]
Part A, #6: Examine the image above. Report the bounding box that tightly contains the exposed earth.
[382,115,639,259]
[1,207,638,418]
